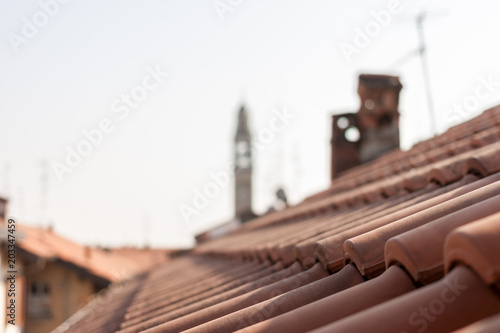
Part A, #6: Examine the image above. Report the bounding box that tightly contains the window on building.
[28,281,52,319]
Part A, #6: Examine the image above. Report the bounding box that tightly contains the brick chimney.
[331,74,402,180]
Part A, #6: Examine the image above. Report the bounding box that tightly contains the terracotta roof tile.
[310,266,500,333]
[118,261,297,332]
[126,260,265,317]
[445,211,500,286]
[455,313,500,333]
[315,174,481,272]
[139,263,332,333]
[345,176,500,278]
[294,184,431,267]
[56,106,500,333]
[236,265,414,333]
[179,264,362,333]
[385,194,500,284]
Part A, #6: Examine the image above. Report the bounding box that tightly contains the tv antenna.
[416,11,437,136]
[391,9,448,136]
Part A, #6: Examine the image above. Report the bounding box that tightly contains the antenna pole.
[416,12,437,135]
[143,212,150,248]
[40,160,49,227]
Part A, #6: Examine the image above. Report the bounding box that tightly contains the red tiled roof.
[56,105,500,333]
[107,247,173,273]
[17,225,169,282]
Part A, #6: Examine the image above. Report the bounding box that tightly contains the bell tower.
[234,105,254,222]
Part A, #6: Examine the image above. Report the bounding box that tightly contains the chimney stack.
[331,74,402,180]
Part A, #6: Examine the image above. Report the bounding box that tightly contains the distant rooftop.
[17,224,172,283]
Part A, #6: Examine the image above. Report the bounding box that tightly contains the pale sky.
[1,0,500,248]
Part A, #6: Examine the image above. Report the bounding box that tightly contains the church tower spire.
[234,105,254,222]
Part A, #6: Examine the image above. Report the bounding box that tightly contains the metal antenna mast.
[40,160,49,227]
[390,9,448,135]
[416,11,437,136]
[143,211,150,248]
